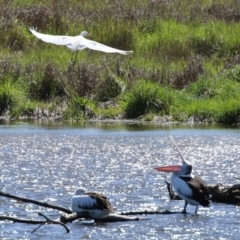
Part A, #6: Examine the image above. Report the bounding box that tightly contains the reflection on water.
[0,122,240,239]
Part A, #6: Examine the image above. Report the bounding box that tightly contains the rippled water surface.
[0,122,240,239]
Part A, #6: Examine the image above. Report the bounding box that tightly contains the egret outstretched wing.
[29,28,74,46]
[82,38,133,55]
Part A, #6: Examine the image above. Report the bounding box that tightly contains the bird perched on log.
[71,187,115,219]
[155,136,210,214]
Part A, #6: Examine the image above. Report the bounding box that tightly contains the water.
[0,122,240,239]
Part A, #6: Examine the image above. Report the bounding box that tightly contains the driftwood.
[0,189,189,231]
[31,213,70,233]
[208,184,240,204]
[59,212,151,224]
[0,190,157,233]
[0,213,70,233]
[164,181,240,205]
[0,191,72,214]
[2,179,240,233]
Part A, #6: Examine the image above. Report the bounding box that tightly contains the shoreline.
[1,114,239,127]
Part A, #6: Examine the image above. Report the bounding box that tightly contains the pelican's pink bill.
[154,165,182,172]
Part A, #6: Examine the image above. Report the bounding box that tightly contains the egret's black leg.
[71,52,78,66]
[73,52,78,66]
[70,52,74,63]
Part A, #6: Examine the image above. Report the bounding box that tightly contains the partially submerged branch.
[0,189,183,230]
[164,180,181,200]
[2,181,240,234]
[58,212,93,223]
[0,190,151,229]
[0,191,72,214]
[0,214,70,233]
[0,215,44,224]
[31,213,70,233]
[60,212,150,223]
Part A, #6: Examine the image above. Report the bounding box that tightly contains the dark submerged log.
[164,180,181,200]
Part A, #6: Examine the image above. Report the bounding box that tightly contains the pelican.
[71,187,115,219]
[29,28,133,64]
[155,136,210,214]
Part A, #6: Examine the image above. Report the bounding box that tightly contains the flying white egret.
[71,187,116,219]
[29,28,133,64]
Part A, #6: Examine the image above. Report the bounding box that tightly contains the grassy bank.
[1,0,240,123]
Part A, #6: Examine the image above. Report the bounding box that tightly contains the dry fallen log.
[164,181,240,205]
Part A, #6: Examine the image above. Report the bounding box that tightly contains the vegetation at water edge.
[1,0,240,124]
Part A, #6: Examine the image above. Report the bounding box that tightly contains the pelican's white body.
[71,195,112,219]
[171,173,199,206]
[71,187,115,219]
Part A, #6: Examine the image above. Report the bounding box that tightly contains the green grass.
[1,0,240,123]
[121,81,172,118]
[171,69,240,123]
[0,80,27,117]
